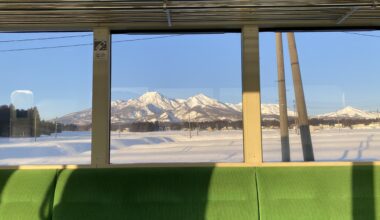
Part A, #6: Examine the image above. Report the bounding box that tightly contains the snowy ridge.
[113,92,242,123]
[261,104,296,117]
[315,106,379,119]
[55,109,92,125]
[56,91,357,125]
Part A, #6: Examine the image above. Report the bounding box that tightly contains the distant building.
[0,105,11,137]
[0,105,41,137]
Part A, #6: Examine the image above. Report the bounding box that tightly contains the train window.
[260,31,380,162]
[110,33,243,164]
[0,32,93,165]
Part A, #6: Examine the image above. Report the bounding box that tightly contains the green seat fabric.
[256,166,380,220]
[53,167,259,220]
[0,169,57,220]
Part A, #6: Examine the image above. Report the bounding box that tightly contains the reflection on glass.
[0,32,93,165]
[110,33,243,163]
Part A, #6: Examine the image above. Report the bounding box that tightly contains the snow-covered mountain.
[261,104,296,118]
[315,106,379,119]
[58,92,379,125]
[55,109,92,126]
[56,92,298,125]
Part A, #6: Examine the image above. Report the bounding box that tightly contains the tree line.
[111,120,243,132]
[262,117,380,128]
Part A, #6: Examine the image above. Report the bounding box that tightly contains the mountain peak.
[193,93,212,100]
[340,106,358,111]
[337,106,366,114]
[191,93,219,102]
[316,106,377,119]
[186,93,221,108]
[136,91,178,111]
[138,91,165,101]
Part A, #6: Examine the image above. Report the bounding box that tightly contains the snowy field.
[0,128,380,165]
[263,128,380,162]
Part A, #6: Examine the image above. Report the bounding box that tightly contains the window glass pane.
[111,33,243,164]
[0,32,93,165]
[260,31,380,162]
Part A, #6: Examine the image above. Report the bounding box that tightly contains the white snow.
[184,93,229,109]
[263,128,380,162]
[1,128,380,165]
[58,90,380,125]
[137,91,178,110]
[57,92,306,125]
[261,104,296,117]
[57,92,243,124]
[0,131,91,165]
[226,103,242,111]
[315,106,378,119]
[111,130,243,164]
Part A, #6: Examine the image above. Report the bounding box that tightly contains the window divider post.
[242,26,263,165]
[91,28,111,167]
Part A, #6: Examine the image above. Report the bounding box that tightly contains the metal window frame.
[91,26,261,167]
[92,28,111,168]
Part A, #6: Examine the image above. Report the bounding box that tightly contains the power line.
[1,31,378,52]
[343,32,380,38]
[0,31,378,45]
[114,34,183,43]
[0,42,92,52]
[0,33,92,43]
[0,34,184,53]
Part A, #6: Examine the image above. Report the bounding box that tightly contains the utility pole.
[9,115,12,138]
[55,117,58,139]
[287,32,314,161]
[118,123,121,138]
[188,114,192,139]
[337,116,341,133]
[276,32,291,162]
[196,121,199,136]
[293,99,299,135]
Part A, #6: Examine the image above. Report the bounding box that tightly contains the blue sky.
[260,31,380,115]
[0,33,93,120]
[0,31,379,119]
[111,33,242,104]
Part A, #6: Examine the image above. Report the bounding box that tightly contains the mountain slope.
[56,92,298,125]
[315,106,378,119]
[54,109,91,125]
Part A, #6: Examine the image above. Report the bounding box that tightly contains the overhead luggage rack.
[0,0,379,30]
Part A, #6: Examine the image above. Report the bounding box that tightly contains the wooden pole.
[287,32,314,161]
[276,33,291,162]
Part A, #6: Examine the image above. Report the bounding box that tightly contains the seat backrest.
[0,169,57,220]
[53,167,259,220]
[256,166,380,220]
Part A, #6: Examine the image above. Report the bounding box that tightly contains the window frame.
[2,26,379,169]
[96,28,260,167]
